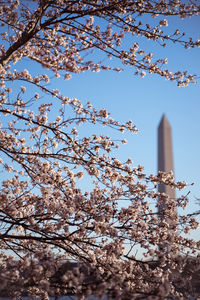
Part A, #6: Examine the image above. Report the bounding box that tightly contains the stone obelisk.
[157,114,176,253]
[158,114,175,200]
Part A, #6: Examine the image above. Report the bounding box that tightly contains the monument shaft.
[157,114,177,253]
[158,114,175,200]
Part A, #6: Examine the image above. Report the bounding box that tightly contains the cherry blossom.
[0,0,199,299]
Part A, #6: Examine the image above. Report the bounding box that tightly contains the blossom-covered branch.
[0,0,199,299]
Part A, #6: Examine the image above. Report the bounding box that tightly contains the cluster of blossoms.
[0,0,199,299]
[0,0,200,86]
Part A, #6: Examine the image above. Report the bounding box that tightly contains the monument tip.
[158,113,170,129]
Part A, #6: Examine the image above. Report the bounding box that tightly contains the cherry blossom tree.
[0,0,200,299]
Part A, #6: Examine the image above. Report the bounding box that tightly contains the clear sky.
[51,14,200,219]
[3,5,199,239]
[1,2,200,260]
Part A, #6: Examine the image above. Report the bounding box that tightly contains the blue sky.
[52,14,200,219]
[1,2,199,259]
[2,4,200,230]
